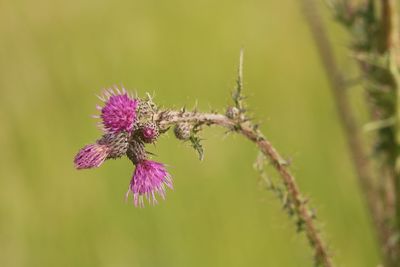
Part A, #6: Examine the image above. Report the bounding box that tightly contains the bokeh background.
[0,0,380,266]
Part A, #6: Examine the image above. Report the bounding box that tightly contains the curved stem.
[156,110,334,267]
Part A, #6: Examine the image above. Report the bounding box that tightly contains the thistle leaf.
[189,135,204,161]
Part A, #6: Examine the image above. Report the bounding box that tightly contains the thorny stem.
[155,110,334,267]
[301,0,386,258]
[153,50,333,266]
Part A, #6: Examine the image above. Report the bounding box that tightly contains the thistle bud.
[174,123,192,140]
[139,122,160,143]
[137,97,157,120]
[126,140,147,164]
[98,132,129,159]
[226,106,240,119]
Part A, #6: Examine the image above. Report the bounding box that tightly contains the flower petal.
[127,160,173,207]
[74,143,110,169]
[99,88,139,134]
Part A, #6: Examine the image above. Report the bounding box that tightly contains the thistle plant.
[74,89,173,207]
[74,51,334,266]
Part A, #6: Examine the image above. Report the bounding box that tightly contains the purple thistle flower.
[97,88,139,134]
[76,88,174,208]
[74,143,110,169]
[126,160,173,207]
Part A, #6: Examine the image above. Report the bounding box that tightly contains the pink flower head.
[74,143,110,169]
[127,160,173,207]
[98,88,138,134]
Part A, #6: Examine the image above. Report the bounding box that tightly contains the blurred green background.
[0,0,380,266]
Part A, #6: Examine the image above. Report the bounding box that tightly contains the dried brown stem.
[156,110,334,267]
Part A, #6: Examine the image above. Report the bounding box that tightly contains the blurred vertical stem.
[382,0,400,249]
[300,0,383,245]
[302,0,400,265]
